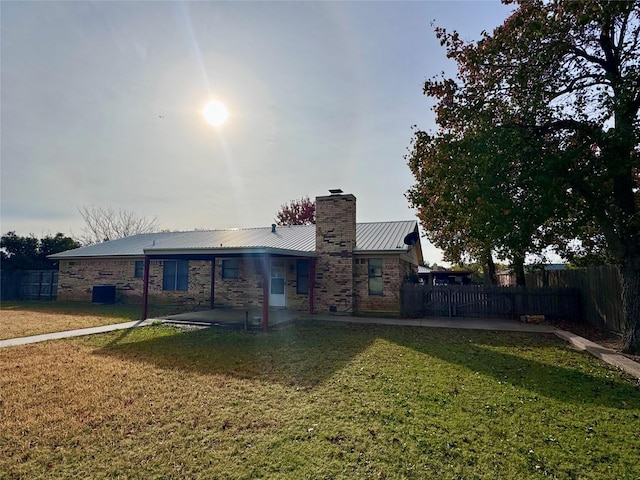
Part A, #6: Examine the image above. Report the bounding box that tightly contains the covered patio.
[140,245,316,330]
[157,307,299,330]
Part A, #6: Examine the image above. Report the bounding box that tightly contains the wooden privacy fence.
[401,284,581,321]
[526,265,623,333]
[0,270,58,301]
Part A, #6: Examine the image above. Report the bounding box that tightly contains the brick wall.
[212,257,309,310]
[213,257,263,308]
[314,193,356,313]
[57,258,146,303]
[284,259,310,311]
[57,258,213,306]
[160,260,211,306]
[354,256,414,315]
[57,256,311,311]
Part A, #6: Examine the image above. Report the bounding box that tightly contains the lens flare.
[203,100,228,127]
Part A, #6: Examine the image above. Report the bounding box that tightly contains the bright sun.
[203,100,228,127]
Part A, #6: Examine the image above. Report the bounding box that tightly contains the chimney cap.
[329,188,343,195]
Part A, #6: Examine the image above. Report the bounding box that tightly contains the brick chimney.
[314,189,356,313]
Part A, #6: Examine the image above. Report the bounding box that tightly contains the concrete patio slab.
[159,307,297,328]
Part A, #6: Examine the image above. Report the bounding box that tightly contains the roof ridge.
[356,220,416,225]
[141,223,413,234]
[189,224,314,232]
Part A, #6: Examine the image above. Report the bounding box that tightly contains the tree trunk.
[513,255,526,287]
[620,258,640,354]
[484,252,498,285]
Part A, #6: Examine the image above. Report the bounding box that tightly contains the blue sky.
[1,1,514,263]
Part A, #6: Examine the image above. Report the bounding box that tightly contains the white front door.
[269,259,286,307]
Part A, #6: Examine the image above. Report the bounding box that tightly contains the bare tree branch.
[78,205,160,245]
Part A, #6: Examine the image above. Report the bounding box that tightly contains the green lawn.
[1,321,639,479]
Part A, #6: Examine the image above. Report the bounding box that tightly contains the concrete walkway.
[303,314,557,333]
[0,319,157,348]
[1,314,638,381]
[554,329,640,381]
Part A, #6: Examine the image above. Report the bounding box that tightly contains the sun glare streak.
[178,2,211,92]
[178,2,248,223]
[211,128,250,217]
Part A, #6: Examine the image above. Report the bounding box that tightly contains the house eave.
[143,247,316,258]
[354,249,410,255]
[354,248,421,266]
[48,253,143,260]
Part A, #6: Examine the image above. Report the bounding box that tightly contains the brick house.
[50,191,423,325]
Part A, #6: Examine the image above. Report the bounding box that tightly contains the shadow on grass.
[91,322,640,408]
[92,321,378,389]
[380,328,640,410]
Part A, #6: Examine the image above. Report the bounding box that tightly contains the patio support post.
[309,257,316,314]
[210,257,216,310]
[141,255,150,320]
[262,255,270,330]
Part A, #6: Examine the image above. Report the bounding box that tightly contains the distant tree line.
[0,232,81,270]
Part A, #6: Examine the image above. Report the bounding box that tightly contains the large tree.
[408,0,640,352]
[275,197,316,226]
[408,126,567,285]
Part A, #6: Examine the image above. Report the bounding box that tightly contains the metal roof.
[355,221,417,252]
[49,221,418,259]
[145,225,316,256]
[48,232,179,258]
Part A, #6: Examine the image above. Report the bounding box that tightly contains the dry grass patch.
[1,330,296,479]
[0,310,129,341]
[1,322,639,479]
[0,301,192,341]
